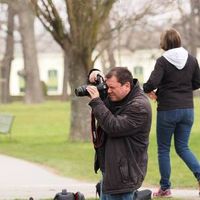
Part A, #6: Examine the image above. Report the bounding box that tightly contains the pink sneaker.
[153,188,172,198]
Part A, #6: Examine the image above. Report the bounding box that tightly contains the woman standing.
[143,28,200,198]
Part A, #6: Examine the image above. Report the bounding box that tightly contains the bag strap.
[96,181,101,197]
[74,192,85,200]
[91,112,105,148]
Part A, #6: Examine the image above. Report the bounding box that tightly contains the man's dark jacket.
[89,79,152,194]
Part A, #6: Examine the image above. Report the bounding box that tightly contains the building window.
[19,76,25,94]
[133,66,143,84]
[47,69,58,92]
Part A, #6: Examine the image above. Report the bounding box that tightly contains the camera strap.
[91,112,105,148]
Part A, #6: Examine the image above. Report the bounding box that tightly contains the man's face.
[106,76,131,102]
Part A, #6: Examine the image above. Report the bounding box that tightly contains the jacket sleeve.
[192,58,200,90]
[143,58,165,93]
[89,97,149,138]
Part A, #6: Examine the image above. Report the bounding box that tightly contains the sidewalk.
[0,154,96,199]
[0,154,199,200]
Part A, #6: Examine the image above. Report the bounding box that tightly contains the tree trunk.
[0,5,14,103]
[101,49,115,74]
[18,1,44,103]
[106,47,116,68]
[67,50,91,141]
[30,0,116,141]
[188,0,198,56]
[62,52,70,101]
[100,19,116,73]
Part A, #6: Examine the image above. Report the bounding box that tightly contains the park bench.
[0,114,14,138]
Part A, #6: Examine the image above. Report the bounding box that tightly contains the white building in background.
[10,53,64,96]
[113,48,161,83]
[11,48,200,96]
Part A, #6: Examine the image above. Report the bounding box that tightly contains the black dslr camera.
[75,74,107,98]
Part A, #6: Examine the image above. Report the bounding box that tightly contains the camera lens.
[74,85,89,96]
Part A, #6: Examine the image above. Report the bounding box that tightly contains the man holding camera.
[86,67,152,200]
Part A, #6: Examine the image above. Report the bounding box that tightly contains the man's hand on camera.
[86,86,100,99]
[89,71,105,83]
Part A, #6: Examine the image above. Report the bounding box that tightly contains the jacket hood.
[163,47,188,70]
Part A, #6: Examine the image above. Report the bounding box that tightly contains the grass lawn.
[81,198,182,200]
[0,99,200,189]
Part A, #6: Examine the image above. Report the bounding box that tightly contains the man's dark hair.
[105,67,133,88]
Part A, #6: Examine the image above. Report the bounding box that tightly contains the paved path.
[0,154,96,199]
[0,154,199,200]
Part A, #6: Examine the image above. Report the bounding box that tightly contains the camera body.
[75,74,107,98]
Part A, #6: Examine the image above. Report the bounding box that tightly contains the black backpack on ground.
[134,189,152,200]
[54,189,85,200]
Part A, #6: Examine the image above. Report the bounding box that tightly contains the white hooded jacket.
[163,47,188,70]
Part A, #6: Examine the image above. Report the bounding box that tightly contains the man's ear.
[124,82,131,90]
